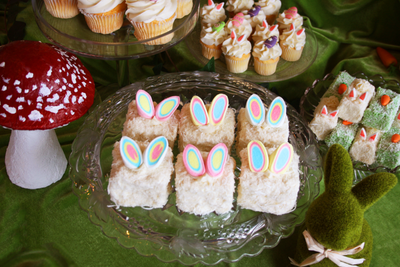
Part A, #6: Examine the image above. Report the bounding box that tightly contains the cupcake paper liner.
[44,0,79,19]
[176,0,193,19]
[201,41,222,59]
[224,54,251,73]
[81,3,126,35]
[280,44,304,61]
[254,56,280,76]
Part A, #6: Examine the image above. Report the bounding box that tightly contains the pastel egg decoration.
[206,143,228,177]
[232,13,244,27]
[264,36,277,49]
[208,94,229,125]
[143,136,168,169]
[284,7,298,19]
[183,144,206,177]
[155,96,180,121]
[136,89,154,119]
[269,142,294,174]
[190,96,209,126]
[267,97,286,127]
[247,140,269,173]
[245,94,265,126]
[120,136,143,170]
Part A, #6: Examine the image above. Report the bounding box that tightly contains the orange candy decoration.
[338,84,347,95]
[342,120,353,125]
[391,134,400,143]
[381,95,391,106]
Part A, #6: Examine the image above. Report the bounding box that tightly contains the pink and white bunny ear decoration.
[136,90,180,121]
[190,94,229,126]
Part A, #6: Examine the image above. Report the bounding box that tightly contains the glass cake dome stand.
[32,0,200,60]
[69,71,323,265]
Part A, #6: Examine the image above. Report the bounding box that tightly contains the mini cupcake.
[252,35,281,75]
[177,0,193,19]
[222,31,252,73]
[276,6,303,34]
[200,22,228,59]
[255,0,281,25]
[44,0,79,18]
[226,0,254,17]
[252,20,279,43]
[126,0,177,45]
[226,12,253,39]
[78,0,126,34]
[200,0,226,28]
[279,24,306,61]
[242,5,266,30]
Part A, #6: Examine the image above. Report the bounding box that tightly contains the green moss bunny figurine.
[290,144,397,267]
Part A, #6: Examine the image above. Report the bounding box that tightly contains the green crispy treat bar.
[392,109,400,129]
[361,87,400,131]
[325,120,359,150]
[322,71,355,101]
[376,127,400,169]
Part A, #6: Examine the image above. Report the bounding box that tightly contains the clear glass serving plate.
[299,71,400,183]
[69,71,323,265]
[185,16,318,82]
[32,0,200,59]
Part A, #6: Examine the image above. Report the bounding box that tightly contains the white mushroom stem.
[5,129,67,189]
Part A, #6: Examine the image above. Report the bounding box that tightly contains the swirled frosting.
[78,0,124,14]
[255,0,281,16]
[242,8,266,28]
[252,38,282,61]
[222,35,252,58]
[200,2,226,26]
[125,0,177,23]
[200,23,229,46]
[280,26,306,50]
[226,15,253,38]
[226,0,254,13]
[276,10,303,32]
[252,23,279,43]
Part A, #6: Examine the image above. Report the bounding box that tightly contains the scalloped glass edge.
[299,71,400,183]
[69,71,323,265]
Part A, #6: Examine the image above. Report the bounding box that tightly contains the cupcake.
[255,0,281,25]
[242,5,266,30]
[78,0,126,34]
[226,12,253,39]
[177,0,193,19]
[252,35,281,75]
[200,22,228,59]
[44,0,79,18]
[252,20,279,43]
[276,6,303,34]
[226,0,254,17]
[126,0,177,45]
[200,0,226,28]
[222,31,252,73]
[279,24,306,61]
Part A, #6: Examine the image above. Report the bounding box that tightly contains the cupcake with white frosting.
[222,31,252,73]
[276,6,303,34]
[242,5,266,30]
[279,24,306,61]
[252,20,279,44]
[78,0,126,34]
[252,35,281,75]
[45,0,79,19]
[200,21,228,59]
[126,0,177,45]
[226,0,254,17]
[226,12,253,39]
[200,0,226,28]
[255,0,281,25]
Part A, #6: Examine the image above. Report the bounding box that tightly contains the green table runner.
[1,0,400,266]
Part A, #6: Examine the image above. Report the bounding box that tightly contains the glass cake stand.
[299,72,400,183]
[185,17,318,82]
[69,71,323,265]
[32,0,200,59]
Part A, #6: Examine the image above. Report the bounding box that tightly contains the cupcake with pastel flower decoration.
[255,0,281,25]
[252,19,279,44]
[200,0,226,28]
[276,6,303,34]
[200,21,228,59]
[279,24,306,61]
[226,12,253,39]
[222,31,252,73]
[252,35,281,75]
[226,0,254,17]
[242,5,266,30]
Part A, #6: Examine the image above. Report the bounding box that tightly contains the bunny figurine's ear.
[352,172,397,211]
[324,144,353,196]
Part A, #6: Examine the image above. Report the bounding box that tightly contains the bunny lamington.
[290,144,397,267]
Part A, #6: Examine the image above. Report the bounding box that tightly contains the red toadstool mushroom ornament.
[0,41,95,189]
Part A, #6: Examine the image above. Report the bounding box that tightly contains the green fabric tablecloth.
[1,0,400,266]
